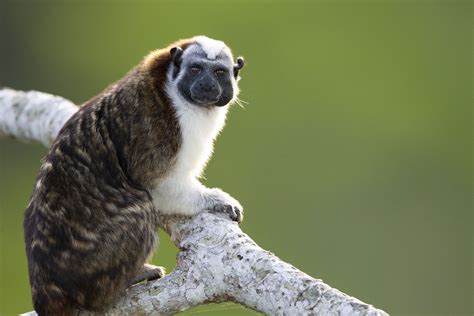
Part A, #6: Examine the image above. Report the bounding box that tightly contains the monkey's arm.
[1,88,387,316]
[151,177,243,222]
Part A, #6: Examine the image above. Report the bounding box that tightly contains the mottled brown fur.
[24,38,195,315]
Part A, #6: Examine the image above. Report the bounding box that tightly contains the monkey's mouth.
[190,94,221,107]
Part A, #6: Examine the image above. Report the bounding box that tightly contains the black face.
[171,47,239,107]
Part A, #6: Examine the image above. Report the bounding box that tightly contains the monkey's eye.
[215,68,227,76]
[189,65,201,74]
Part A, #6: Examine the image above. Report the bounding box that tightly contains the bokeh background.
[0,0,472,315]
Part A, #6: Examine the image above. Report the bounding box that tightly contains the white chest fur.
[173,104,228,178]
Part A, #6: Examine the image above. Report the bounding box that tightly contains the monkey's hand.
[206,188,244,223]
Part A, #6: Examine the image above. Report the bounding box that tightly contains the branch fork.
[0,88,387,315]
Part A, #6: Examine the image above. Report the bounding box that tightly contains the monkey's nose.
[198,82,219,94]
[192,81,221,104]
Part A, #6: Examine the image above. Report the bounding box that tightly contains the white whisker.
[235,97,248,109]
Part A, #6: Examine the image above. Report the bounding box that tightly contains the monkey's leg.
[131,263,165,284]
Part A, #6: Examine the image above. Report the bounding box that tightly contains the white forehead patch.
[194,36,227,60]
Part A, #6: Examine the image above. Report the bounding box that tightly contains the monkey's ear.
[233,57,244,78]
[170,47,184,66]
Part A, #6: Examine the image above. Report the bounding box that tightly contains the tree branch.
[1,88,388,315]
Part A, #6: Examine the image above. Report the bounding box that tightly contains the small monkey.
[24,36,245,315]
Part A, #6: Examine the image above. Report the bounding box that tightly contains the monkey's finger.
[231,206,243,223]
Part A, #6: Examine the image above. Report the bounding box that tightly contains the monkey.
[23,35,245,315]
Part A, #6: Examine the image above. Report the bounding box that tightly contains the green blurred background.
[0,0,472,315]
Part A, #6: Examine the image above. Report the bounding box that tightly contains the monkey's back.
[23,99,160,314]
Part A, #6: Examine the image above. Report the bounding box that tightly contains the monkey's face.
[168,38,244,108]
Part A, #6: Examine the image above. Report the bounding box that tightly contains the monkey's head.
[144,36,244,108]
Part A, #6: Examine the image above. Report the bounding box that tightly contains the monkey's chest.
[172,106,227,177]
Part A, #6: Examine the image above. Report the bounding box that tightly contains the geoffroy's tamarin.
[24,35,245,315]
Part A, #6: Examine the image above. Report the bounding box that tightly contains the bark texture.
[1,88,388,315]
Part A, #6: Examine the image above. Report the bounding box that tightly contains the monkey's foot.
[132,264,165,285]
[207,188,244,223]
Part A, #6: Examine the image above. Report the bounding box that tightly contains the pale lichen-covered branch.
[1,88,388,316]
[0,88,78,147]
